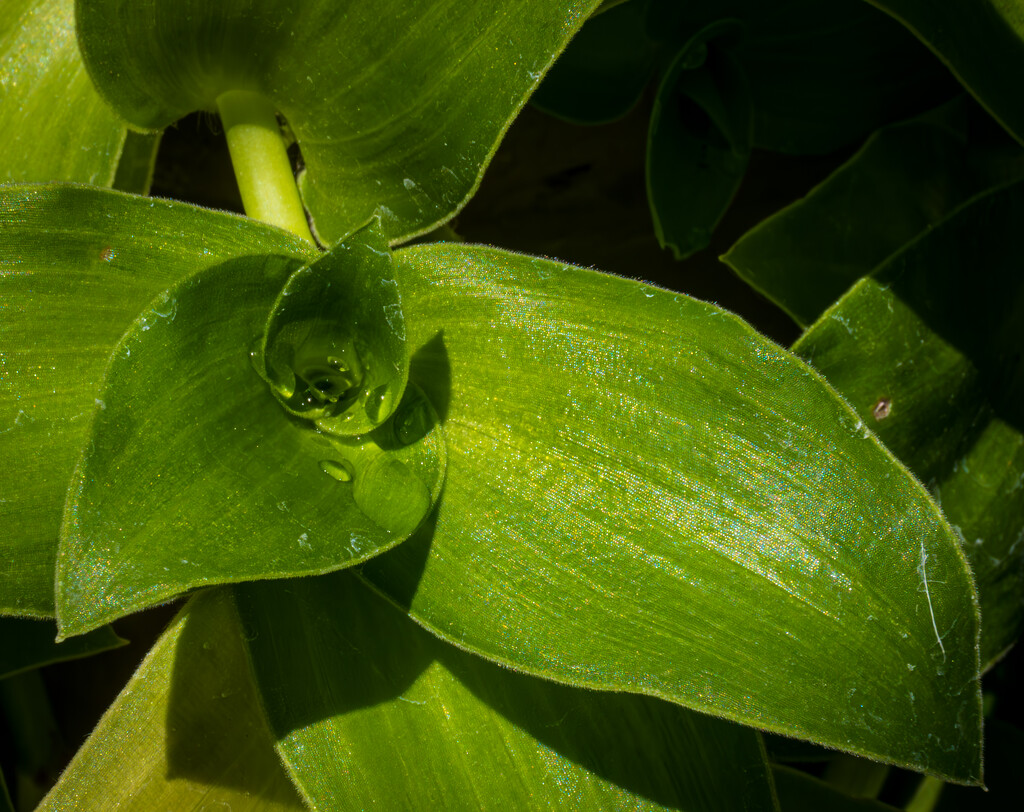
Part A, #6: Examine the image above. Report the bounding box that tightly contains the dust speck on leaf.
[873,398,892,420]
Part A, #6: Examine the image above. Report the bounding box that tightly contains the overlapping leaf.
[356,242,982,781]
[0,184,316,616]
[56,222,445,637]
[238,572,778,810]
[647,20,751,259]
[794,179,1024,667]
[38,590,304,811]
[75,0,603,243]
[0,618,123,679]
[866,0,1024,144]
[723,103,1024,326]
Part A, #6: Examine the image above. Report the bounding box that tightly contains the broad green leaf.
[75,0,602,243]
[56,231,445,637]
[865,0,1024,144]
[647,20,751,259]
[0,618,123,679]
[360,242,982,782]
[772,766,899,811]
[723,103,1024,327]
[236,571,778,811]
[0,0,126,186]
[794,180,1024,668]
[38,589,304,811]
[532,0,659,124]
[0,184,316,616]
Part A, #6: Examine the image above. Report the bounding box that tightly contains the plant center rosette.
[55,218,446,638]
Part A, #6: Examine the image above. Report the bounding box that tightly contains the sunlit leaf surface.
[359,242,983,781]
[75,0,602,243]
[0,185,316,616]
[236,571,778,811]
[794,180,1024,668]
[0,0,126,186]
[38,589,304,811]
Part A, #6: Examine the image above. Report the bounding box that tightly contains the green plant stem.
[822,754,890,799]
[905,776,945,812]
[216,90,315,243]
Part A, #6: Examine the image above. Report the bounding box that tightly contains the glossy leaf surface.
[647,20,751,260]
[794,180,1024,668]
[0,185,316,616]
[0,0,126,186]
[38,590,304,811]
[0,618,123,680]
[236,571,777,811]
[359,243,982,781]
[866,0,1024,143]
[75,0,601,243]
[57,237,445,637]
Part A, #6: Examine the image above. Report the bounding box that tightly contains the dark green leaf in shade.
[256,219,408,436]
[865,0,1024,144]
[56,238,445,637]
[771,765,899,812]
[532,0,660,124]
[793,179,1024,668]
[647,20,751,259]
[235,571,779,811]
[75,0,603,244]
[723,116,974,327]
[0,184,316,617]
[358,242,982,782]
[37,590,304,811]
[0,0,127,186]
[723,102,1024,327]
[0,618,124,679]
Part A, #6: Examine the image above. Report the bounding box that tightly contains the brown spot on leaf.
[873,398,892,421]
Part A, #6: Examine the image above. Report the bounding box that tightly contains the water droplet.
[99,246,115,262]
[354,456,431,535]
[393,394,431,445]
[319,458,354,482]
[873,397,892,421]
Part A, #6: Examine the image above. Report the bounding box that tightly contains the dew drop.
[394,394,431,446]
[319,458,354,482]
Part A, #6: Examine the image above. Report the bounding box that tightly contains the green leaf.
[865,0,1024,144]
[56,233,445,637]
[647,20,751,259]
[723,115,975,327]
[649,0,953,154]
[75,0,603,243]
[532,0,659,124]
[257,220,408,436]
[0,184,316,616]
[38,589,304,811]
[0,618,124,679]
[793,179,1024,668]
[0,0,127,186]
[723,102,1024,327]
[236,571,778,811]
[771,765,899,811]
[359,242,982,782]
